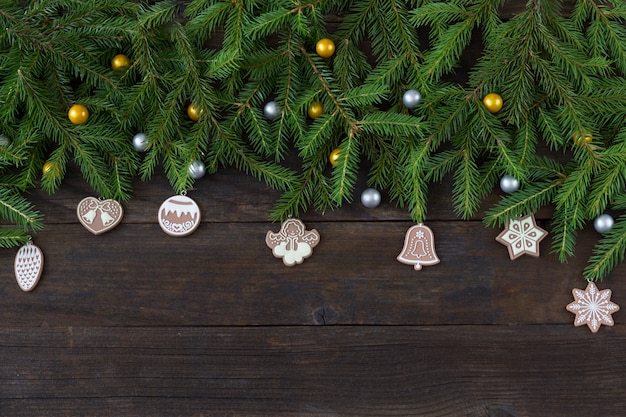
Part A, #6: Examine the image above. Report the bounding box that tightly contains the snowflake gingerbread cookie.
[496,214,547,260]
[266,218,320,266]
[566,281,620,333]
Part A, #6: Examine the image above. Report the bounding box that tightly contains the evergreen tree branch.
[484,180,560,227]
[0,228,33,249]
[584,214,626,281]
[0,187,44,232]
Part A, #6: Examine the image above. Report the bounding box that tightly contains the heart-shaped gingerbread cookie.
[77,197,124,235]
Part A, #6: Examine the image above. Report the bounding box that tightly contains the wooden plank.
[1,221,622,327]
[1,326,624,416]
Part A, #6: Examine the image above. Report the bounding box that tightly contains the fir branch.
[210,116,297,192]
[421,85,471,147]
[360,56,408,88]
[0,228,32,249]
[185,1,235,43]
[470,99,524,183]
[452,145,482,220]
[421,19,474,83]
[246,8,293,41]
[584,214,626,281]
[425,149,462,183]
[582,0,626,75]
[364,135,406,206]
[586,146,626,217]
[207,48,241,81]
[536,107,564,149]
[357,112,424,138]
[404,144,430,222]
[554,158,598,211]
[338,85,387,107]
[403,136,436,222]
[551,200,586,262]
[484,180,560,227]
[0,187,44,232]
[271,32,303,161]
[513,118,537,166]
[299,45,360,136]
[298,113,337,158]
[330,133,360,205]
[270,155,332,221]
[241,107,274,157]
[369,0,401,60]
[137,1,177,30]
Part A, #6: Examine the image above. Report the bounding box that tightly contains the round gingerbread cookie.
[158,195,201,237]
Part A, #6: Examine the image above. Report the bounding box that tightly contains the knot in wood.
[312,306,339,325]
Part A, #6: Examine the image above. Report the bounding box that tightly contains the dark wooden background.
[2,2,626,415]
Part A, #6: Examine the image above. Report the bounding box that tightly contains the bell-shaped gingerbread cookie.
[397,223,440,270]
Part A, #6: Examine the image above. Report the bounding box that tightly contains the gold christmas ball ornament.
[111,54,130,71]
[68,104,89,124]
[42,161,55,175]
[308,101,323,119]
[574,132,593,145]
[482,93,503,113]
[329,147,342,166]
[316,38,335,58]
[187,103,203,122]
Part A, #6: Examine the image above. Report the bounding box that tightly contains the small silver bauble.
[500,175,520,194]
[594,214,614,234]
[188,160,206,180]
[402,89,421,109]
[361,188,382,208]
[0,135,11,147]
[263,101,281,121]
[132,133,149,152]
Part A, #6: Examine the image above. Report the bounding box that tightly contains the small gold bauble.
[316,38,335,58]
[68,104,89,124]
[482,93,503,113]
[42,161,55,175]
[187,103,203,122]
[308,101,323,119]
[111,54,130,71]
[329,147,342,166]
[574,132,593,145]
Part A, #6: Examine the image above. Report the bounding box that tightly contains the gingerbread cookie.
[496,213,547,260]
[266,218,320,266]
[158,195,201,237]
[77,197,124,235]
[397,223,440,270]
[14,242,44,292]
[566,281,620,333]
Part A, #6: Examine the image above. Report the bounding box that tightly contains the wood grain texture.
[0,219,620,327]
[1,326,624,417]
[0,1,619,414]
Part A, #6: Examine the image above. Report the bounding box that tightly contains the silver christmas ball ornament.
[361,188,382,208]
[500,175,520,194]
[402,89,421,109]
[132,132,149,152]
[263,101,281,121]
[188,160,206,180]
[594,214,614,234]
[0,135,10,147]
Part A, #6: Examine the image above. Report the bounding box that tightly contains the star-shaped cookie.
[496,214,547,260]
[566,281,619,333]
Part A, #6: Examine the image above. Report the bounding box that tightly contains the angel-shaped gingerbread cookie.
[266,218,320,266]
